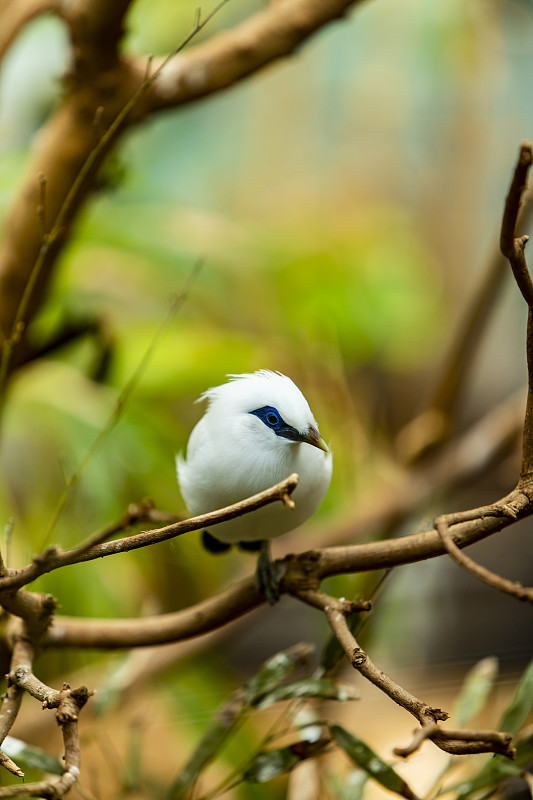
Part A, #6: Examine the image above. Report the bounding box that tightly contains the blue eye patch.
[250,406,303,443]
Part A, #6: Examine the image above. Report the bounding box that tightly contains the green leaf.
[168,694,245,799]
[245,643,314,703]
[498,658,533,736]
[331,725,419,800]
[454,657,498,726]
[254,677,358,709]
[168,644,314,798]
[243,738,331,783]
[2,736,64,776]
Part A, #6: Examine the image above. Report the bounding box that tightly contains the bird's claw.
[256,540,282,605]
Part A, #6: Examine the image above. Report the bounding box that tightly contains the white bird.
[177,370,333,603]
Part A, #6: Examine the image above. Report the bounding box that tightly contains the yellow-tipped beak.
[303,425,329,453]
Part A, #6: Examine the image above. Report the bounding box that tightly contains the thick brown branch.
[43,577,264,648]
[500,142,533,480]
[0,0,366,384]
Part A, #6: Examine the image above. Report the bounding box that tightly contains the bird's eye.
[250,406,284,430]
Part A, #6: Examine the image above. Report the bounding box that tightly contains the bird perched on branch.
[177,370,332,604]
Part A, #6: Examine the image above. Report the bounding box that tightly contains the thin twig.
[501,141,533,305]
[435,516,533,603]
[0,474,299,592]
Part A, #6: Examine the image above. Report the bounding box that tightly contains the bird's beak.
[302,425,329,453]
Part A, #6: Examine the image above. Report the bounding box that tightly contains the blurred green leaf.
[245,643,314,703]
[3,736,63,776]
[328,768,369,800]
[254,677,358,709]
[243,737,331,783]
[169,644,314,798]
[499,659,533,736]
[331,725,419,800]
[454,657,499,727]
[168,692,244,800]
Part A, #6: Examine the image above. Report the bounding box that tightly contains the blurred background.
[0,0,533,796]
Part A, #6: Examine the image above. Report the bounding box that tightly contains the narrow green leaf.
[499,659,533,736]
[243,738,331,783]
[254,677,358,709]
[245,643,314,703]
[3,736,64,776]
[168,694,244,799]
[454,657,498,726]
[331,725,419,800]
[168,644,314,798]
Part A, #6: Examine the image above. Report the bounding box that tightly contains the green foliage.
[2,736,63,776]
[330,725,419,800]
[168,644,357,798]
[453,657,499,728]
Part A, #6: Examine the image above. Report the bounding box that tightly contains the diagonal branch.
[317,592,514,759]
[39,485,531,650]
[0,474,299,593]
[147,0,366,111]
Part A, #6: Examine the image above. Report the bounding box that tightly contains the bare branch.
[435,516,533,603]
[37,484,533,650]
[0,626,91,797]
[316,592,515,759]
[0,474,299,592]
[501,141,533,305]
[147,0,365,111]
[0,0,59,65]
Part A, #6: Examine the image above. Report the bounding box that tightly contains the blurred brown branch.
[0,0,366,391]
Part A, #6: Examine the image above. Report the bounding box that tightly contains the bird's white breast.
[177,371,332,543]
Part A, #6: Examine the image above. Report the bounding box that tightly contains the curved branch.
[0,0,59,65]
[435,516,533,603]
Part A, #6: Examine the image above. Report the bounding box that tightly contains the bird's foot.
[255,540,283,605]
[201,529,231,553]
[238,539,263,552]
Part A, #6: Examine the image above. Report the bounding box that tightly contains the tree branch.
[147,0,366,111]
[39,485,531,650]
[317,593,514,759]
[435,515,533,603]
[0,0,59,66]
[0,474,299,593]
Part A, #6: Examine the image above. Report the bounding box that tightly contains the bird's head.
[200,370,329,454]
